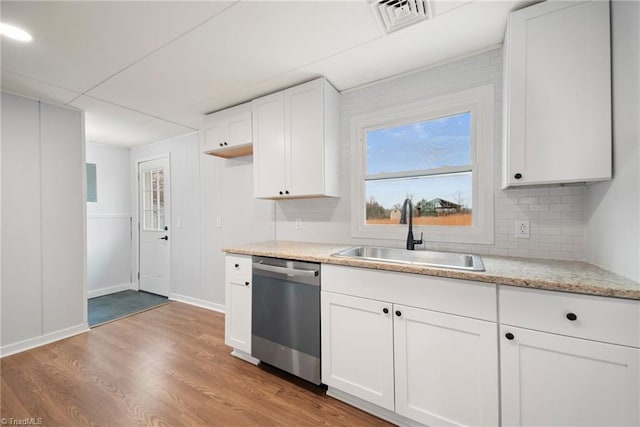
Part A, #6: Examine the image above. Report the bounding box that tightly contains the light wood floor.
[1,302,390,426]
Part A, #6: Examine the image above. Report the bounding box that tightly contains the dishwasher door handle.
[252,263,319,278]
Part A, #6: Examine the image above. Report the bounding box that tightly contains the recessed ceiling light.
[0,23,33,42]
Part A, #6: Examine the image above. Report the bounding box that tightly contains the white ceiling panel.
[1,69,79,104]
[70,95,194,147]
[87,1,381,121]
[1,0,531,147]
[164,69,322,128]
[298,1,520,91]
[0,1,235,93]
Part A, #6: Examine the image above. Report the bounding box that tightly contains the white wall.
[86,142,133,297]
[275,48,587,261]
[130,132,274,309]
[586,1,640,282]
[1,92,87,356]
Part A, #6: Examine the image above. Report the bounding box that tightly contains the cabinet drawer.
[323,264,497,321]
[225,254,252,280]
[499,286,640,347]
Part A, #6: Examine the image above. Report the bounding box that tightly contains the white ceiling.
[1,0,529,147]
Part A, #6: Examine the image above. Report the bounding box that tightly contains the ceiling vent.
[370,0,433,35]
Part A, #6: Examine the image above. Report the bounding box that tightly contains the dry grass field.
[367,213,472,226]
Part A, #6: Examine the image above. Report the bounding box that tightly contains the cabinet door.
[224,276,252,354]
[504,0,611,187]
[501,326,640,426]
[286,79,324,196]
[321,291,395,411]
[227,110,252,148]
[394,305,499,426]
[252,92,286,198]
[202,121,227,153]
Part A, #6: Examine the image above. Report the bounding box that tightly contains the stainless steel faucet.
[400,198,423,250]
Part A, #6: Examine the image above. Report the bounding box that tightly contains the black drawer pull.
[383,308,389,314]
[514,173,522,180]
[234,263,239,268]
[245,281,250,286]
[566,312,578,321]
[505,332,515,340]
[395,310,402,317]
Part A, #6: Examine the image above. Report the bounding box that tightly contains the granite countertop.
[223,241,640,300]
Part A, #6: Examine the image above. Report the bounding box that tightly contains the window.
[86,163,97,202]
[142,168,165,231]
[351,86,495,244]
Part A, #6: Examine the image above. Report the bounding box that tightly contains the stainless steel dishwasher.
[251,256,321,385]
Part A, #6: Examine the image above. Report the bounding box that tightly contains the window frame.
[350,85,495,244]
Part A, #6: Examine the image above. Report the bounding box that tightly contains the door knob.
[158,236,168,241]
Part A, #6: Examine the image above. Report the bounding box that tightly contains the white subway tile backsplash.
[549,187,576,196]
[275,48,587,261]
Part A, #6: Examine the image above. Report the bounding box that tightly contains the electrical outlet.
[295,218,303,230]
[515,220,530,239]
[216,217,222,228]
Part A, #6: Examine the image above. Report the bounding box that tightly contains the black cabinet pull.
[566,312,578,321]
[245,281,250,286]
[234,263,239,268]
[219,143,223,147]
[514,173,522,180]
[223,142,228,146]
[395,310,402,317]
[279,191,283,195]
[285,190,290,194]
[383,308,389,314]
[505,332,515,340]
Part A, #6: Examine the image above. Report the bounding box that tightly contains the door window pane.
[142,168,165,231]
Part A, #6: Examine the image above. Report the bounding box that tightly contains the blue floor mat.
[88,290,168,327]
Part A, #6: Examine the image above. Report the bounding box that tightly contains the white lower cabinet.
[499,286,640,427]
[500,326,640,426]
[321,289,499,426]
[321,292,395,410]
[394,305,498,426]
[225,255,252,355]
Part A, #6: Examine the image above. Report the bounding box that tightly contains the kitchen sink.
[331,246,485,272]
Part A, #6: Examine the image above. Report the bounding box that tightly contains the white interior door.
[138,157,170,296]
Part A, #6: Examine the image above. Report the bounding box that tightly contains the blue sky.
[366,173,472,210]
[365,112,473,209]
[366,111,471,175]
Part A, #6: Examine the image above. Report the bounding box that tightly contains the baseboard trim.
[169,293,225,313]
[231,349,260,365]
[326,387,422,427]
[1,323,90,358]
[88,282,137,299]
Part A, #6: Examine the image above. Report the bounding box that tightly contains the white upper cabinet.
[201,102,252,158]
[252,78,340,199]
[502,0,612,188]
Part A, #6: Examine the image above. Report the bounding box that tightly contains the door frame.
[134,154,171,295]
